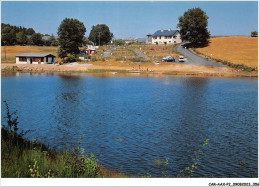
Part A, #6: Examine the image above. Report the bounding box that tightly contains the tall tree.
[88,24,113,46]
[16,31,28,45]
[177,8,210,47]
[57,18,86,58]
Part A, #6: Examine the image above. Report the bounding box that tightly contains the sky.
[1,1,258,39]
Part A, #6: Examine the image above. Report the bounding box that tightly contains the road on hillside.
[175,43,224,67]
[134,49,147,59]
[103,46,121,58]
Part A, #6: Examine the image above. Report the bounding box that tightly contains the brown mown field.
[196,36,258,68]
[1,46,60,63]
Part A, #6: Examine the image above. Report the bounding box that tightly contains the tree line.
[1,23,59,46]
[1,21,115,49]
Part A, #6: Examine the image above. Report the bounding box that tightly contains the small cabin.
[16,53,56,64]
[86,49,97,54]
[85,45,97,55]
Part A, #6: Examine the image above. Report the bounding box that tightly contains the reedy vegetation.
[1,100,99,178]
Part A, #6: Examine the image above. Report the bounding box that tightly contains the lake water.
[1,72,258,177]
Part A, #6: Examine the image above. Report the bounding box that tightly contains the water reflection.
[50,74,86,148]
[161,77,210,171]
[57,72,83,80]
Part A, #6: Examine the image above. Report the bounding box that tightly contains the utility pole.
[4,41,6,60]
[98,32,101,47]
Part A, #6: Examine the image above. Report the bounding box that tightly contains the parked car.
[179,56,185,62]
[162,56,175,62]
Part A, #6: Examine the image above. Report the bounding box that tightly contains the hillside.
[196,36,258,68]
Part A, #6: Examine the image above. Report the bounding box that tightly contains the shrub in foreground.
[1,100,100,178]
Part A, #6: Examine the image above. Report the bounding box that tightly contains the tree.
[26,28,35,35]
[177,8,210,47]
[251,31,258,37]
[1,26,16,45]
[88,24,113,46]
[49,35,59,46]
[113,39,125,46]
[57,18,86,59]
[30,33,43,45]
[16,31,28,45]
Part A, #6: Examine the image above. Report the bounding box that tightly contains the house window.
[169,41,171,43]
[159,36,161,39]
[153,37,157,39]
[19,57,26,62]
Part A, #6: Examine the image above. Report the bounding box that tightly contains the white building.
[122,37,137,44]
[16,53,56,64]
[147,29,182,44]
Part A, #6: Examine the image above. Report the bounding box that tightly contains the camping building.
[147,29,182,44]
[16,53,56,64]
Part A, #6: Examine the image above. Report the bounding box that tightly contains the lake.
[1,72,258,177]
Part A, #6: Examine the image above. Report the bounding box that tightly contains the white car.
[179,56,185,62]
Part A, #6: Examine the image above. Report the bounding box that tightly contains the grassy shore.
[1,101,129,178]
[2,129,129,178]
[2,62,258,78]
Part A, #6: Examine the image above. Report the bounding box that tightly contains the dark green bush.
[64,55,77,63]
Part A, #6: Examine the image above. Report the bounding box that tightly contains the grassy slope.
[196,36,258,68]
[126,44,180,61]
[1,44,180,64]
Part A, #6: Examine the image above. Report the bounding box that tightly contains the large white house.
[16,53,56,64]
[147,29,182,44]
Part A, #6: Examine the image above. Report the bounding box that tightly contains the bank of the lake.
[1,62,258,77]
[1,127,129,178]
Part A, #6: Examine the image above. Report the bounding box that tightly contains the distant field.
[1,46,59,63]
[196,36,258,68]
